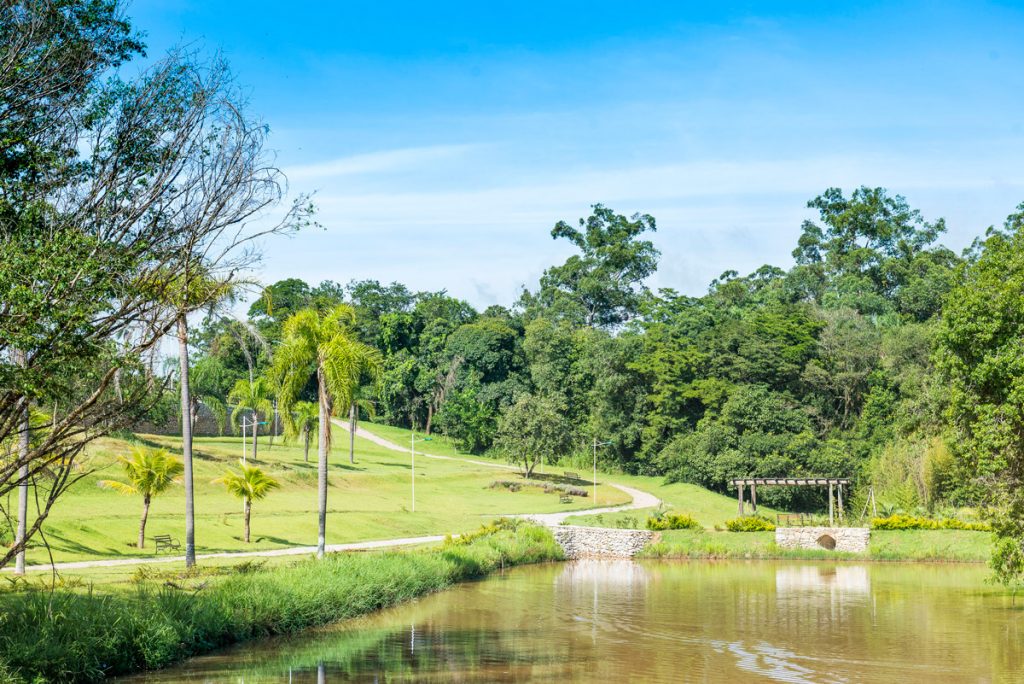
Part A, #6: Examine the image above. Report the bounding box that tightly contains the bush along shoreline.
[0,520,562,683]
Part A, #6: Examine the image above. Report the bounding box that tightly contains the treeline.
[184,188,1000,513]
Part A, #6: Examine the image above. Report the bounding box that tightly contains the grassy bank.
[640,528,993,563]
[0,521,562,683]
[18,424,626,566]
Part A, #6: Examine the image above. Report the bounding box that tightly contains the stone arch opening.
[816,534,837,550]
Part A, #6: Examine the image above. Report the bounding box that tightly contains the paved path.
[9,535,451,574]
[10,425,660,573]
[511,483,660,526]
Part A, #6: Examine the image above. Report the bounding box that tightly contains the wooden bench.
[559,495,573,504]
[776,513,807,527]
[153,534,181,553]
[563,471,580,481]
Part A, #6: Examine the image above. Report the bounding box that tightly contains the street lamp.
[410,432,431,512]
[592,438,612,504]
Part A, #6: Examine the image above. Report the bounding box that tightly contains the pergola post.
[751,482,757,513]
[837,484,844,523]
[828,482,835,526]
[738,482,745,515]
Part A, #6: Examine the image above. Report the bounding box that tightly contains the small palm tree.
[214,460,280,543]
[228,377,274,461]
[287,401,319,463]
[98,447,184,549]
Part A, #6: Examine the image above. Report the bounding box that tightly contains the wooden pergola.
[729,478,851,525]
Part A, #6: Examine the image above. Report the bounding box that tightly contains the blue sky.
[133,1,1024,306]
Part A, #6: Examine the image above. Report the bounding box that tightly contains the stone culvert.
[552,526,654,559]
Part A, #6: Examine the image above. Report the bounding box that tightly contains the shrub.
[870,514,990,531]
[646,513,701,531]
[725,515,776,532]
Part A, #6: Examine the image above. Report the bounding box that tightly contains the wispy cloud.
[284,144,480,183]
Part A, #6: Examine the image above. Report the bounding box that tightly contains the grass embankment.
[0,521,562,683]
[18,423,626,567]
[560,475,993,563]
[639,528,992,562]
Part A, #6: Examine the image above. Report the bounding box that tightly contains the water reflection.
[120,561,1021,683]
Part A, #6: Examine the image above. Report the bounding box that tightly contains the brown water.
[124,560,1023,683]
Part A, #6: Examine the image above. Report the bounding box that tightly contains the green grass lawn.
[17,424,628,567]
[640,528,993,562]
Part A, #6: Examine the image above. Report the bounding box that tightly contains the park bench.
[563,471,580,482]
[153,534,181,553]
[776,513,807,527]
[560,494,573,504]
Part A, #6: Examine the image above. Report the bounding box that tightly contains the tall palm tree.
[214,460,279,543]
[98,447,184,549]
[286,401,319,463]
[152,267,234,568]
[228,377,274,462]
[274,305,381,558]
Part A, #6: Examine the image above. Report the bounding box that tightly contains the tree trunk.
[178,314,197,568]
[316,367,331,559]
[268,400,276,449]
[425,402,433,436]
[252,409,258,462]
[139,494,151,549]
[349,403,356,464]
[14,350,29,575]
[243,497,251,543]
[304,429,310,463]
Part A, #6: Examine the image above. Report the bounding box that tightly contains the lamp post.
[592,438,612,505]
[240,416,268,465]
[410,432,431,512]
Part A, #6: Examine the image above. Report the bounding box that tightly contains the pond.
[123,560,1022,682]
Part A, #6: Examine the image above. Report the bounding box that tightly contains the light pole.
[592,438,612,505]
[240,415,268,465]
[410,432,431,512]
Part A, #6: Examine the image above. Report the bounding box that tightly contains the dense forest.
[180,188,1022,515]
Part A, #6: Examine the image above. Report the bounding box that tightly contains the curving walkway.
[8,535,450,574]
[335,420,662,527]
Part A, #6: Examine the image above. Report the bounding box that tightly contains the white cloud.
[283,144,479,183]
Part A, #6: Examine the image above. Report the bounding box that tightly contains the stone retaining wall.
[775,526,870,553]
[552,525,653,559]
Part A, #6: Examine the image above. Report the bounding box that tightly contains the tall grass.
[0,521,561,683]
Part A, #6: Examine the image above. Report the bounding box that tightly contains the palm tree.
[214,460,279,543]
[150,267,234,568]
[286,401,319,463]
[228,377,274,462]
[274,305,381,558]
[98,447,184,549]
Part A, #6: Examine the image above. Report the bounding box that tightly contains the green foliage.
[645,512,701,531]
[871,514,990,531]
[493,393,574,478]
[725,516,776,532]
[214,461,280,504]
[525,204,660,328]
[97,447,183,499]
